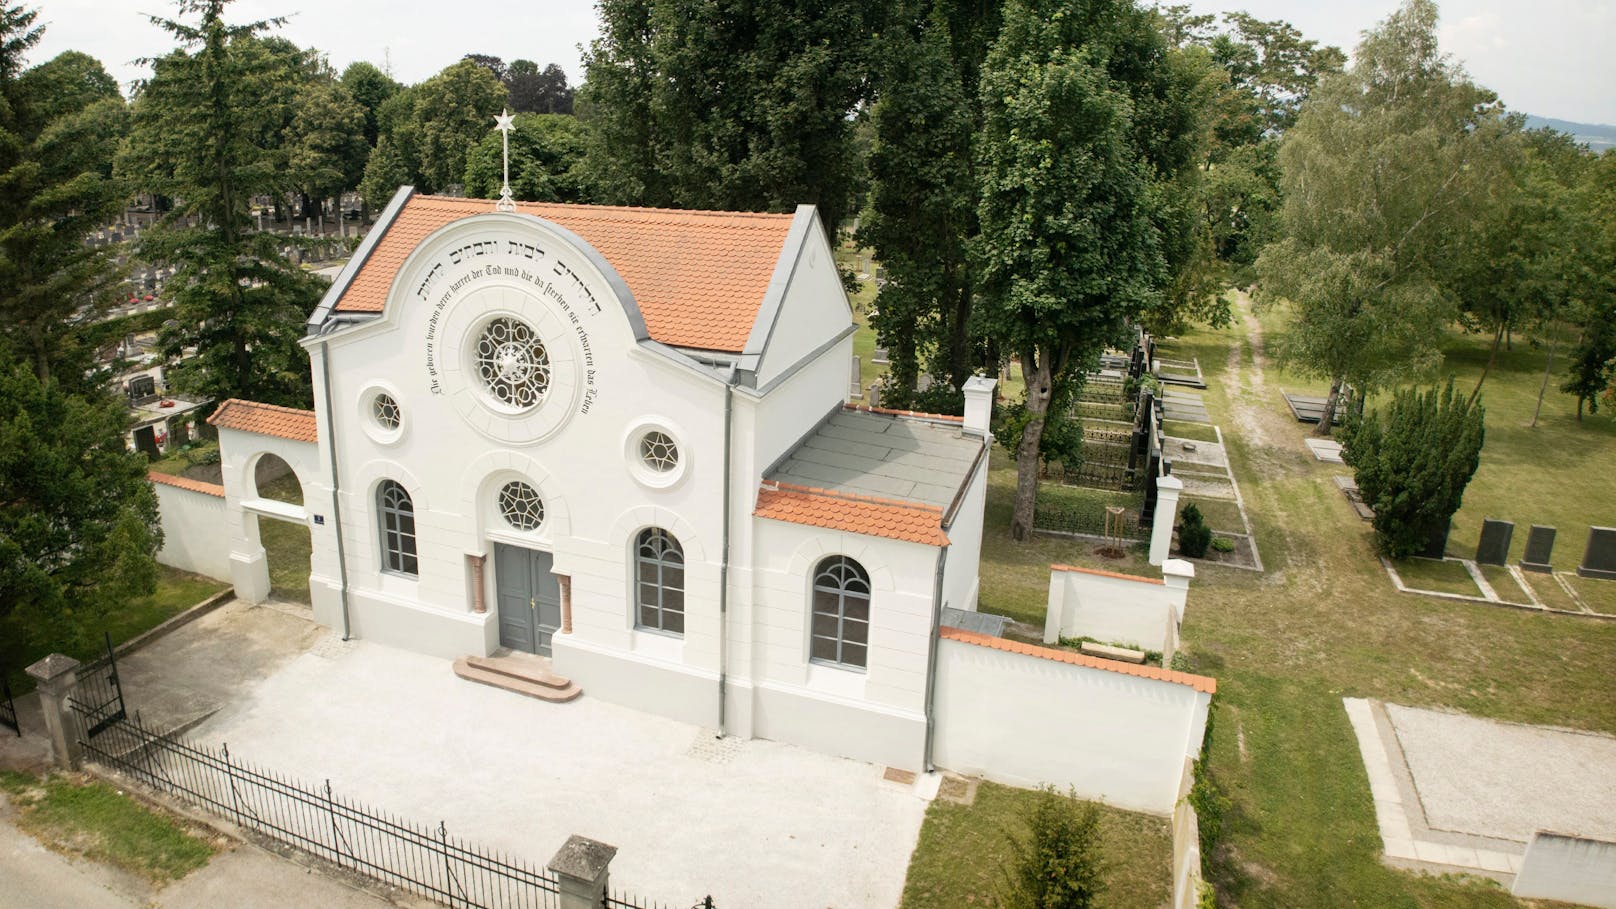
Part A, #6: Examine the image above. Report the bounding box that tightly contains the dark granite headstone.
[1420,520,1451,560]
[1520,525,1556,573]
[1475,518,1514,566]
[1576,526,1616,580]
[133,424,160,459]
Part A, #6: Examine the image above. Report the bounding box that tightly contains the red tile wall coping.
[940,626,1216,694]
[754,481,948,546]
[1050,564,1166,586]
[841,403,966,423]
[147,470,226,498]
[207,399,319,444]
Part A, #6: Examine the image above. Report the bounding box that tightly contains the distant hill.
[1524,115,1616,153]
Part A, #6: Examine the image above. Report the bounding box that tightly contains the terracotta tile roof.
[754,481,949,546]
[842,403,965,423]
[207,399,318,443]
[940,627,1217,694]
[1051,564,1166,586]
[333,194,797,353]
[147,470,225,498]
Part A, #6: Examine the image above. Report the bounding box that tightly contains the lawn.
[903,293,1616,909]
[2,566,227,695]
[901,781,1172,909]
[0,770,216,883]
[255,473,312,604]
[1392,557,1483,596]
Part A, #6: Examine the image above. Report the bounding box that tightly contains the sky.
[26,0,1616,125]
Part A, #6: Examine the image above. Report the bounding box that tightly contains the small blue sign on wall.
[312,514,325,525]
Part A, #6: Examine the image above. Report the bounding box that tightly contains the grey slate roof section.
[941,607,1009,637]
[766,409,983,508]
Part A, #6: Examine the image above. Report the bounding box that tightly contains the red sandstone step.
[452,657,581,703]
[464,653,573,689]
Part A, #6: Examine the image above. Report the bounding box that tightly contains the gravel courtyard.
[180,622,928,909]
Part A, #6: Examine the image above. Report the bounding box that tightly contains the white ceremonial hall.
[196,186,996,770]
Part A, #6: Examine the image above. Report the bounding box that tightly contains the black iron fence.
[79,711,564,909]
[1,670,18,737]
[67,632,126,738]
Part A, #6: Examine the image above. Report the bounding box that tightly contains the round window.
[372,393,401,430]
[498,481,545,531]
[475,317,550,410]
[639,431,679,473]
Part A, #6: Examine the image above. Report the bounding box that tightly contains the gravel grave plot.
[1386,703,1616,843]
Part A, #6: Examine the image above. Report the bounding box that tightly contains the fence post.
[1150,474,1184,566]
[547,835,617,909]
[25,654,83,770]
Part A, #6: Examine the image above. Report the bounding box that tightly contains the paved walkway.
[179,634,929,909]
[1344,697,1616,882]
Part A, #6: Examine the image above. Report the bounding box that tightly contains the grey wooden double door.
[495,543,561,656]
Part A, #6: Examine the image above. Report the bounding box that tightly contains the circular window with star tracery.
[474,316,551,410]
[498,480,545,531]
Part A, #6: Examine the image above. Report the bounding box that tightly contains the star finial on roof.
[494,108,516,212]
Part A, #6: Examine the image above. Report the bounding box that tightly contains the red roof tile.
[842,403,965,423]
[207,399,318,443]
[334,194,797,353]
[1051,564,1165,586]
[147,470,225,498]
[940,627,1217,694]
[754,481,949,546]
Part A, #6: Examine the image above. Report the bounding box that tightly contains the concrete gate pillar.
[25,654,83,770]
[548,835,616,909]
[1149,475,1185,566]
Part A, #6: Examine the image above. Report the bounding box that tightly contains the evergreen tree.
[999,787,1106,909]
[120,0,324,407]
[0,355,161,652]
[580,0,880,233]
[0,5,129,388]
[1339,380,1485,559]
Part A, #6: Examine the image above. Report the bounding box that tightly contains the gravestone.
[871,346,890,365]
[1519,525,1556,573]
[1474,518,1514,566]
[1420,519,1451,560]
[848,356,862,400]
[133,425,160,459]
[1576,526,1616,580]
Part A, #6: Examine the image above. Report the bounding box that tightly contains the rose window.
[498,481,545,531]
[639,431,679,472]
[475,317,550,409]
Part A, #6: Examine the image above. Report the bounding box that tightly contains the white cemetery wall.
[151,478,231,581]
[932,635,1212,814]
[1042,563,1191,655]
[215,426,329,610]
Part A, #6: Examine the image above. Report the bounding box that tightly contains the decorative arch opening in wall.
[459,451,572,543]
[249,452,304,505]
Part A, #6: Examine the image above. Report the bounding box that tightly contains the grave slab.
[1519,525,1556,573]
[1577,526,1616,580]
[1304,438,1345,463]
[1475,519,1514,566]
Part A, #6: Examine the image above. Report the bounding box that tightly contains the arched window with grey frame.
[635,528,684,635]
[810,555,870,670]
[377,479,418,576]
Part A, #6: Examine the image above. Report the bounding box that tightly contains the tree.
[976,0,1208,541]
[119,0,324,407]
[283,73,368,212]
[1557,149,1616,421]
[463,112,594,203]
[0,355,161,651]
[999,787,1106,909]
[1255,0,1516,435]
[857,3,977,404]
[340,60,398,148]
[358,59,506,199]
[508,60,574,115]
[1339,379,1484,559]
[0,6,129,388]
[579,0,880,233]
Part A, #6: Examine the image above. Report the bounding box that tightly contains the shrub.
[1177,503,1212,558]
[1339,379,1484,559]
[1000,787,1105,909]
[1210,536,1235,554]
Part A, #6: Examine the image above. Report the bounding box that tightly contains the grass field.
[0,771,215,883]
[901,292,1616,908]
[1393,557,1483,596]
[256,474,312,604]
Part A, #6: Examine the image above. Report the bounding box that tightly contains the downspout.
[717,368,739,737]
[317,341,353,641]
[923,543,949,773]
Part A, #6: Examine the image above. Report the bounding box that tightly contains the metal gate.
[0,670,18,736]
[67,632,127,738]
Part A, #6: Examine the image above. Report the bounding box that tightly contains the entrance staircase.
[452,652,581,703]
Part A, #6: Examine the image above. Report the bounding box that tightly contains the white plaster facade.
[209,190,991,771]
